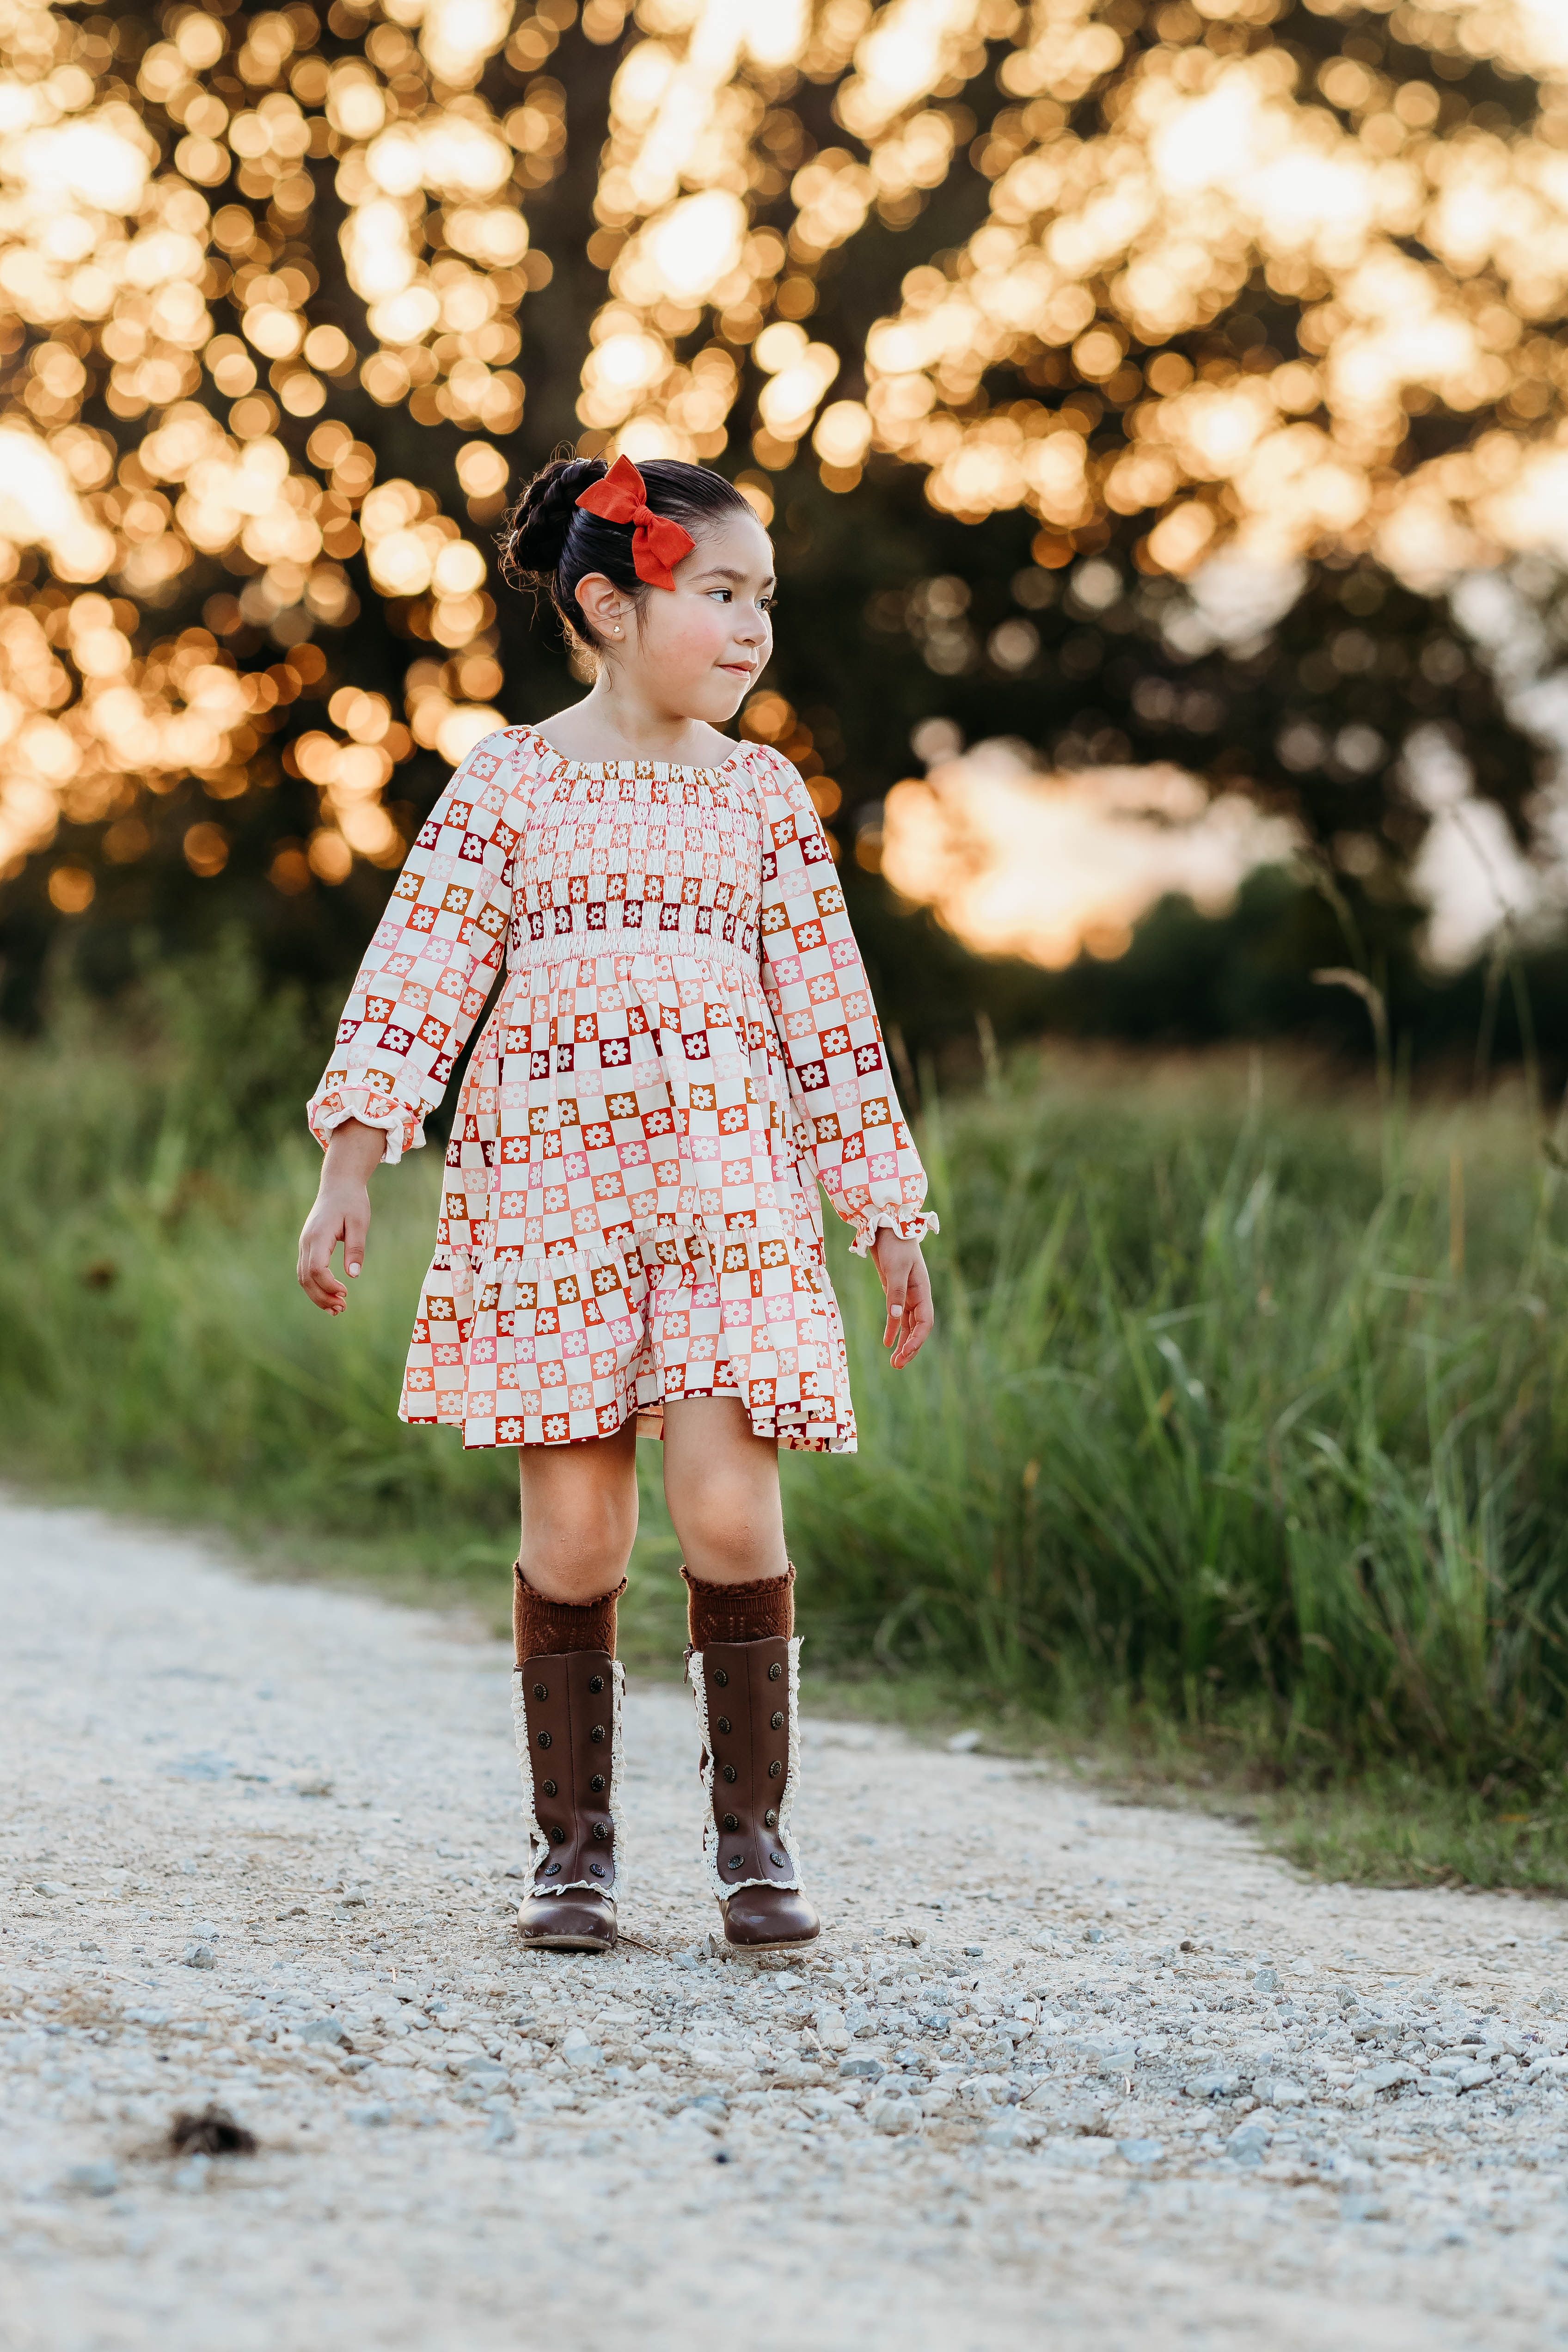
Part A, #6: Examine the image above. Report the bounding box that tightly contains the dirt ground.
[3,1495,1568,2351]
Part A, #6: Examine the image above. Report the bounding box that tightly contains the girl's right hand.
[297,1120,385,1313]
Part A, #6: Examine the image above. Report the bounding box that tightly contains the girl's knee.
[533,1489,634,1555]
[521,1458,637,1587]
[671,1477,783,1580]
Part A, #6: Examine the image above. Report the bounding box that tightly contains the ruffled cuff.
[306,1087,427,1168]
[849,1207,940,1259]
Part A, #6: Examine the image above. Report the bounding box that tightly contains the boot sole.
[717,1899,821,1956]
[517,1931,618,1952]
[724,1937,819,1955]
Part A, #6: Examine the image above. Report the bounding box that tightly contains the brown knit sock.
[682,1562,795,1648]
[513,1562,625,1665]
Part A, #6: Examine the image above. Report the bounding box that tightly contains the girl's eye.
[708,588,732,603]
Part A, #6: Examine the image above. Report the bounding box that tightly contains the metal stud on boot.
[687,1634,819,1953]
[511,1650,623,1953]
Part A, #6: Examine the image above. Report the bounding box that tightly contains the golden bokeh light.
[881,739,1298,971]
[847,16,1568,584]
[0,0,558,880]
[3,0,1567,931]
[46,861,94,912]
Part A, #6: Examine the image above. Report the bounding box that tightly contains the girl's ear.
[574,571,634,643]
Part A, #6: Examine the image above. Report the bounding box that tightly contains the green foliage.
[1256,1769,1568,1896]
[784,1059,1568,1788]
[8,946,1568,1805]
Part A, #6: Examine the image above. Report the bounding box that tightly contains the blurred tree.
[0,0,1564,1032]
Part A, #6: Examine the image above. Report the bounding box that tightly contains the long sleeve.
[306,730,525,1165]
[757,747,938,1256]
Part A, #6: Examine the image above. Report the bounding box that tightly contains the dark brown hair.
[496,453,753,645]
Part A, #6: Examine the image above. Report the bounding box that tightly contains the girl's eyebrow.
[695,565,777,588]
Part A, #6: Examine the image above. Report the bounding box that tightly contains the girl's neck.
[531,674,733,768]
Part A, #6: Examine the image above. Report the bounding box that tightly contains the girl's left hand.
[869,1232,934,1369]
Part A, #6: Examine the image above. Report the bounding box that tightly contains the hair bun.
[497,456,606,585]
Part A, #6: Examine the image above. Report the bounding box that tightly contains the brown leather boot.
[510,1650,622,1952]
[687,1634,819,1953]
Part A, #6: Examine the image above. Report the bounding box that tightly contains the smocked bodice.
[506,755,764,975]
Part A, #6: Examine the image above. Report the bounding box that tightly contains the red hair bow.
[573,453,695,591]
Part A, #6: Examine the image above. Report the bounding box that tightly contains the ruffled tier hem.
[440,1223,825,1297]
[399,1229,857,1456]
[401,1396,854,1456]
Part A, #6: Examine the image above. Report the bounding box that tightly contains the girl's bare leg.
[661,1397,788,1584]
[516,1416,639,1604]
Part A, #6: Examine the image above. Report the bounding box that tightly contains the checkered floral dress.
[307,727,937,1453]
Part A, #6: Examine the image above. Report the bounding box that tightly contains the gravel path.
[4,1498,1568,2351]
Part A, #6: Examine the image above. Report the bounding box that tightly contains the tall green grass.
[6,949,1568,1799]
[0,953,524,1581]
[785,1062,1568,1789]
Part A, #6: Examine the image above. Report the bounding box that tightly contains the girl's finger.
[344,1207,369,1279]
[891,1265,934,1366]
[882,1269,908,1351]
[300,1219,347,1312]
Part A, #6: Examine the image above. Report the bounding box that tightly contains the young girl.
[298,453,937,1958]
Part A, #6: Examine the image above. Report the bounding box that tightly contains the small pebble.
[63,2163,119,2198]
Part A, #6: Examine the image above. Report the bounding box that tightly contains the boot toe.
[720,1883,820,1950]
[517,1888,617,1952]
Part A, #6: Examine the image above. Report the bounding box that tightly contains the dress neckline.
[516,725,749,779]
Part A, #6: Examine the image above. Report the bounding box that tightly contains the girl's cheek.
[656,606,734,662]
[644,599,771,668]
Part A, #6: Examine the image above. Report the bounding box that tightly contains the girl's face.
[580,510,777,723]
